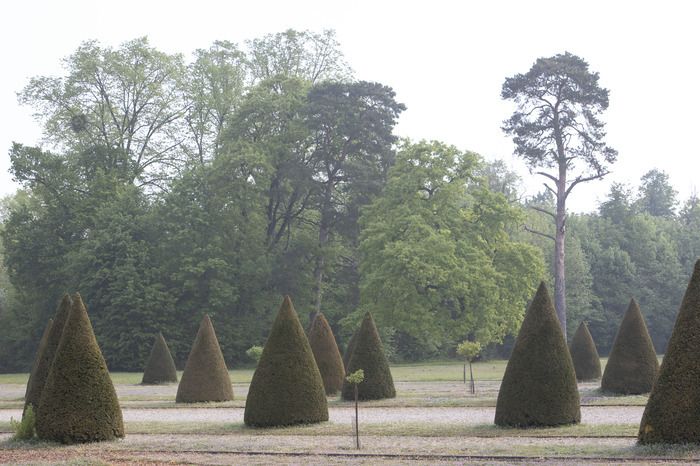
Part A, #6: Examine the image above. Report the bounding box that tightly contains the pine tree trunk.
[555,166,568,339]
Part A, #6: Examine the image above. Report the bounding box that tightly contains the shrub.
[639,260,700,444]
[246,345,263,363]
[244,296,328,427]
[11,404,36,440]
[176,314,233,403]
[24,295,72,415]
[494,282,580,427]
[341,312,396,401]
[23,318,53,416]
[36,293,124,443]
[141,332,178,385]
[601,298,658,394]
[343,327,359,369]
[569,321,602,381]
[308,313,345,395]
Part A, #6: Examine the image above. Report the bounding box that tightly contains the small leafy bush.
[11,404,36,440]
[246,345,263,363]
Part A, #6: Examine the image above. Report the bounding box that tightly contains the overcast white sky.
[1,0,698,212]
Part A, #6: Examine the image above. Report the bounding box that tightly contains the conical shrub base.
[495,282,580,427]
[36,293,124,443]
[24,294,72,416]
[639,260,700,444]
[341,312,395,401]
[244,296,328,427]
[308,313,345,395]
[570,321,602,381]
[601,299,658,394]
[176,315,233,402]
[142,332,178,385]
[23,318,53,416]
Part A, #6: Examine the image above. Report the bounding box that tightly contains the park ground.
[1,359,700,465]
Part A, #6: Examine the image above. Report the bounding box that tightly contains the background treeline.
[0,31,695,371]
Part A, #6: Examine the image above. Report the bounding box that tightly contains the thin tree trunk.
[354,384,360,449]
[469,361,475,395]
[311,183,333,323]
[554,159,568,338]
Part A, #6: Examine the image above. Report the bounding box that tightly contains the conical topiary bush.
[23,318,53,415]
[639,260,700,444]
[495,282,580,427]
[308,313,345,395]
[244,296,328,427]
[569,321,602,381]
[141,332,178,385]
[36,293,124,443]
[341,312,396,401]
[176,314,233,403]
[601,299,659,394]
[342,327,359,370]
[24,294,72,415]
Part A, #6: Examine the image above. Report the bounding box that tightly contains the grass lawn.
[3,356,662,385]
[2,356,693,465]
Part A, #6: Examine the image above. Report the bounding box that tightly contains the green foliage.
[176,315,233,403]
[246,346,264,363]
[2,32,695,372]
[503,52,617,336]
[244,296,328,427]
[23,318,52,415]
[11,404,36,440]
[343,328,359,369]
[342,312,396,401]
[141,333,178,385]
[601,299,659,394]
[18,37,186,185]
[345,369,365,385]
[359,140,543,358]
[36,293,124,444]
[308,313,345,395]
[24,295,71,416]
[569,322,602,381]
[639,260,700,443]
[456,341,481,362]
[495,282,580,427]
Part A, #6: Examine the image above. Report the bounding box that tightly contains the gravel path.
[0,405,644,425]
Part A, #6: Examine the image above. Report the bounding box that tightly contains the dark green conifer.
[343,327,359,369]
[601,299,658,394]
[308,313,345,395]
[495,282,580,427]
[24,294,72,415]
[23,318,53,416]
[244,296,328,427]
[176,314,233,403]
[341,312,396,401]
[141,332,178,385]
[36,293,124,443]
[569,321,602,381]
[639,260,700,444]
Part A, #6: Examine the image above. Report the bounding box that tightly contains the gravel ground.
[0,405,645,425]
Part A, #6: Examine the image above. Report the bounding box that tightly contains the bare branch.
[543,182,556,197]
[565,171,608,199]
[530,205,556,219]
[535,171,560,185]
[523,224,555,242]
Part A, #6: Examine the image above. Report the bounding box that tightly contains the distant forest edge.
[0,30,696,371]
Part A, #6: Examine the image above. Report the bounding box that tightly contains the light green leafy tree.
[456,340,481,394]
[358,140,543,358]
